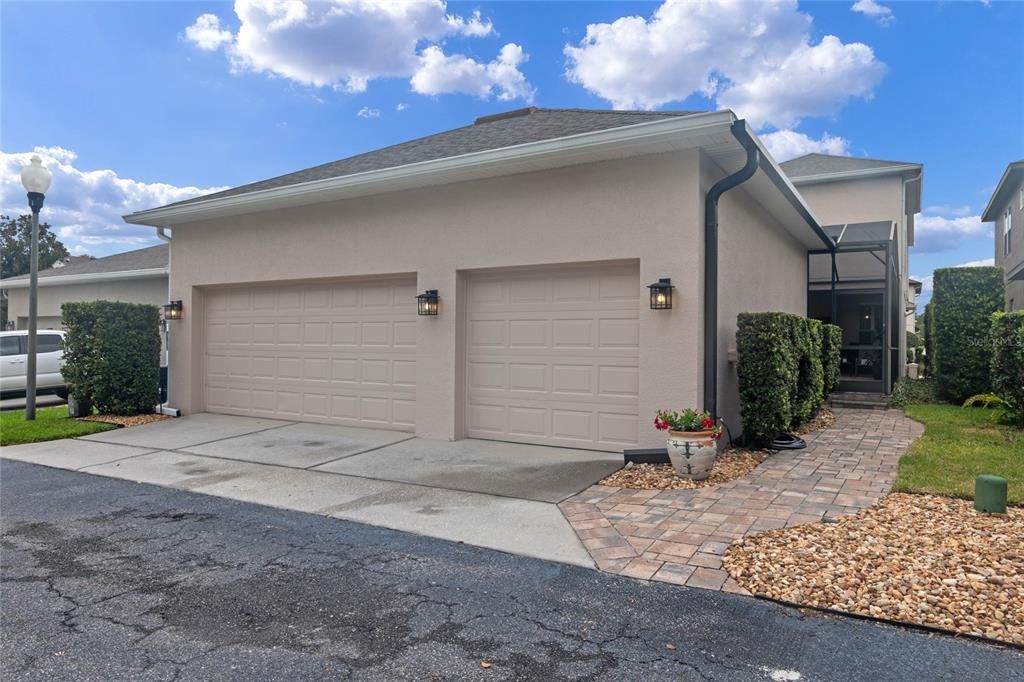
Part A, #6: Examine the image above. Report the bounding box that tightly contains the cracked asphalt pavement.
[2,460,1021,681]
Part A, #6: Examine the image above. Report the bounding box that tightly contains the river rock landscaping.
[723,493,1024,645]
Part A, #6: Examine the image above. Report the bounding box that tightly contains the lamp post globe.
[20,154,53,421]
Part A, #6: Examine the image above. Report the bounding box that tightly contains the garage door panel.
[204,277,416,431]
[465,263,639,451]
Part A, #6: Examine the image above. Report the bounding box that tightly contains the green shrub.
[821,323,842,396]
[889,377,938,407]
[931,267,1005,403]
[990,311,1024,426]
[61,301,161,415]
[736,312,829,445]
[923,302,935,377]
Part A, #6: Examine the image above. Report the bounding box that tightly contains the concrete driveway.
[2,414,623,567]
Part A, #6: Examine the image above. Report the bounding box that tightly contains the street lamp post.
[20,155,53,421]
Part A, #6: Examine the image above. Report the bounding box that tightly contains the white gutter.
[2,267,168,289]
[789,164,923,186]
[124,111,738,226]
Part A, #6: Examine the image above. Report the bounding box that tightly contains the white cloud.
[956,258,995,268]
[914,213,988,253]
[563,0,885,129]
[923,204,972,217]
[185,13,234,51]
[396,102,408,111]
[356,106,380,119]
[1,148,226,257]
[914,258,998,310]
[411,43,535,102]
[851,0,895,26]
[760,129,850,162]
[183,1,531,102]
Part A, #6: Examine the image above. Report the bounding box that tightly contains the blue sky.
[2,1,1022,310]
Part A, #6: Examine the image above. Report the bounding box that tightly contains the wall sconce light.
[163,300,183,321]
[416,289,439,316]
[647,278,674,310]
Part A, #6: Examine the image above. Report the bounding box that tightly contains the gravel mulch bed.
[792,407,835,436]
[723,493,1024,645]
[599,449,767,491]
[78,414,173,428]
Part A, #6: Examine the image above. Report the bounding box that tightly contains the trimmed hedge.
[923,302,934,377]
[931,267,1005,403]
[61,301,161,415]
[821,323,842,396]
[991,311,1024,426]
[736,312,837,445]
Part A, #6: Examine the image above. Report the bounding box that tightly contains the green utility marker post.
[975,475,1008,514]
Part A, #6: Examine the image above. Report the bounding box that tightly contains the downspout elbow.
[703,120,760,420]
[156,226,172,243]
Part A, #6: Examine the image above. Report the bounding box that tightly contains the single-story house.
[126,108,919,451]
[984,160,1023,311]
[3,244,169,330]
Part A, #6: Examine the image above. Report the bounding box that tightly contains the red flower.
[701,418,715,429]
[654,418,669,431]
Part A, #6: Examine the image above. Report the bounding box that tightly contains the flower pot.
[67,396,93,418]
[666,430,718,481]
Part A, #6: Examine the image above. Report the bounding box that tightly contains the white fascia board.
[981,161,1024,223]
[788,164,923,186]
[124,111,738,226]
[2,268,168,289]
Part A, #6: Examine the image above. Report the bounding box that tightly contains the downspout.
[155,227,177,416]
[703,120,760,418]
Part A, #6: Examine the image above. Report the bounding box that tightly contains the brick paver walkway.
[559,408,923,592]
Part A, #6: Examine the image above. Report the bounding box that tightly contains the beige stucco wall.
[992,176,1024,311]
[795,174,913,382]
[703,154,810,438]
[167,150,717,448]
[6,276,167,329]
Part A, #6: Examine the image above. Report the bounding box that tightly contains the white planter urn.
[666,431,718,481]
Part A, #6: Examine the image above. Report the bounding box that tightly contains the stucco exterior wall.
[703,154,810,439]
[6,276,167,329]
[166,150,709,448]
[992,177,1024,311]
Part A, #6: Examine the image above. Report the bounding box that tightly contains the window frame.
[1005,207,1014,256]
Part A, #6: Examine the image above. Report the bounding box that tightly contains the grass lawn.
[0,406,117,446]
[896,404,1024,505]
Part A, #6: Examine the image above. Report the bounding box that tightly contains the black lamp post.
[19,155,53,421]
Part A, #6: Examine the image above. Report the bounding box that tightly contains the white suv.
[0,330,68,400]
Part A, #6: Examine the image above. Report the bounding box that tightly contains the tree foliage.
[0,214,70,280]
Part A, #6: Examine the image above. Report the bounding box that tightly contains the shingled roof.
[780,153,921,179]
[3,244,168,284]
[163,108,702,209]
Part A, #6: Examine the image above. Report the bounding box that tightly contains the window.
[37,334,63,353]
[1005,208,1014,256]
[0,336,22,357]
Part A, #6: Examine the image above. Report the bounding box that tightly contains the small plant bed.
[0,406,117,446]
[792,407,834,436]
[600,448,767,490]
[896,404,1023,505]
[723,493,1024,645]
[78,413,172,428]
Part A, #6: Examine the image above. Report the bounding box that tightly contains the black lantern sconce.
[163,300,183,321]
[647,278,674,310]
[416,289,439,316]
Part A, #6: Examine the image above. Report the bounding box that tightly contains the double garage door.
[203,264,640,450]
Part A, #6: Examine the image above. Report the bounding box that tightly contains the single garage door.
[465,263,640,451]
[204,277,416,431]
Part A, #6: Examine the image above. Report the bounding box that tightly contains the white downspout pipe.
[155,227,179,416]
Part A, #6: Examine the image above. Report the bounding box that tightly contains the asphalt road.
[2,460,1020,681]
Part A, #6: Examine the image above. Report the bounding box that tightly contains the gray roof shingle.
[3,244,168,283]
[163,108,702,208]
[780,153,920,178]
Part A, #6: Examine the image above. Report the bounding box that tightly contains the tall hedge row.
[931,267,1005,403]
[62,301,161,415]
[821,323,842,396]
[736,312,838,445]
[923,302,934,377]
[991,311,1024,426]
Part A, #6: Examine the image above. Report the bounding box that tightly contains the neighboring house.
[125,108,917,450]
[983,160,1024,312]
[906,278,923,335]
[780,153,922,395]
[2,244,168,330]
[51,255,96,269]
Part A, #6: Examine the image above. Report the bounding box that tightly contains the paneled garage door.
[465,263,640,451]
[204,278,416,431]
